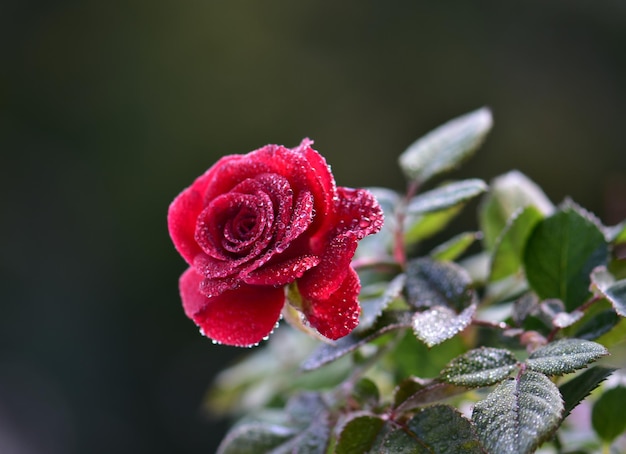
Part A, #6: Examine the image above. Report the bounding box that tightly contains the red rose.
[167,139,383,347]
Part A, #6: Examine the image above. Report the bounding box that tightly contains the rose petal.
[274,190,314,253]
[195,192,272,260]
[179,268,285,347]
[291,139,336,226]
[302,267,361,340]
[168,155,246,265]
[334,186,385,240]
[168,187,206,266]
[243,255,320,286]
[199,276,239,298]
[297,232,358,301]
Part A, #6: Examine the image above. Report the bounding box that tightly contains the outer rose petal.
[168,155,250,265]
[179,268,284,347]
[334,187,385,240]
[302,267,361,340]
[297,232,358,301]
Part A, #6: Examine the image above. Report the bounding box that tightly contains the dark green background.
[2,1,625,453]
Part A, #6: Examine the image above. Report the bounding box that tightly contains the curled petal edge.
[179,268,285,347]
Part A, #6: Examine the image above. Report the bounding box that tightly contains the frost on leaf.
[398,107,493,185]
[381,405,483,453]
[440,347,518,387]
[412,303,476,348]
[406,257,476,311]
[590,266,626,317]
[406,179,487,214]
[472,371,564,454]
[525,338,609,376]
[217,392,331,454]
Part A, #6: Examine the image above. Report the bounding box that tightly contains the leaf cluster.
[212,109,626,453]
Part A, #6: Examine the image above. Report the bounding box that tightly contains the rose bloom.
[167,139,383,346]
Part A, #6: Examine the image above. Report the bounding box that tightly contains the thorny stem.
[394,180,421,268]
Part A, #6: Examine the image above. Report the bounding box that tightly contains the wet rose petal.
[180,268,284,347]
[303,267,361,340]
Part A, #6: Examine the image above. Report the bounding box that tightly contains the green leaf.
[552,309,584,328]
[472,371,564,454]
[300,311,412,371]
[439,347,518,387]
[404,204,463,245]
[335,413,386,454]
[382,405,483,453]
[390,331,467,380]
[574,308,621,340]
[591,386,626,442]
[430,231,480,261]
[590,266,626,317]
[489,205,543,282]
[217,393,331,454]
[351,378,380,409]
[405,258,476,311]
[412,303,477,347]
[393,379,468,413]
[525,339,609,376]
[479,170,554,251]
[405,258,477,346]
[406,179,487,214]
[398,107,493,185]
[357,274,406,332]
[559,366,615,416]
[524,202,609,311]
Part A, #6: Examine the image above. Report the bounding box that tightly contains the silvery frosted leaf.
[398,107,493,185]
[412,303,476,347]
[406,179,487,214]
[405,257,476,311]
[590,266,626,317]
[526,338,609,376]
[439,347,518,387]
[472,371,564,454]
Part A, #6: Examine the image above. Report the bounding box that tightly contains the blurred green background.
[2,1,625,453]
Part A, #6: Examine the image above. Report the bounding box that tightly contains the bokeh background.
[2,1,626,453]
